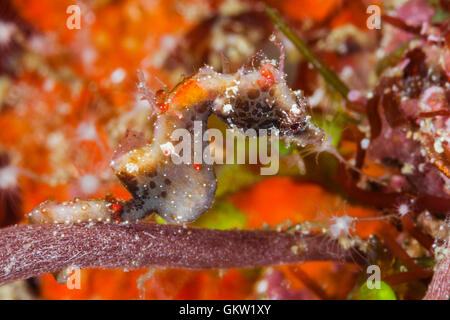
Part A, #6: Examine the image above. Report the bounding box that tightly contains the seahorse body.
[111,60,323,223]
[29,59,324,224]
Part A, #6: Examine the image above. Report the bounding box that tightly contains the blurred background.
[0,0,448,299]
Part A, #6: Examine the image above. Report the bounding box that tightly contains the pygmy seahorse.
[28,54,324,225]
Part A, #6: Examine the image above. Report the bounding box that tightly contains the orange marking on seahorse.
[171,79,208,110]
[257,62,275,90]
[158,102,169,113]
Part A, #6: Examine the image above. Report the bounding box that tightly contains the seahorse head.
[208,59,324,146]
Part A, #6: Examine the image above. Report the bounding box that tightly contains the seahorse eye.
[288,121,308,135]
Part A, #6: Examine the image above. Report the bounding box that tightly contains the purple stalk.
[0,222,367,285]
[423,240,450,300]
